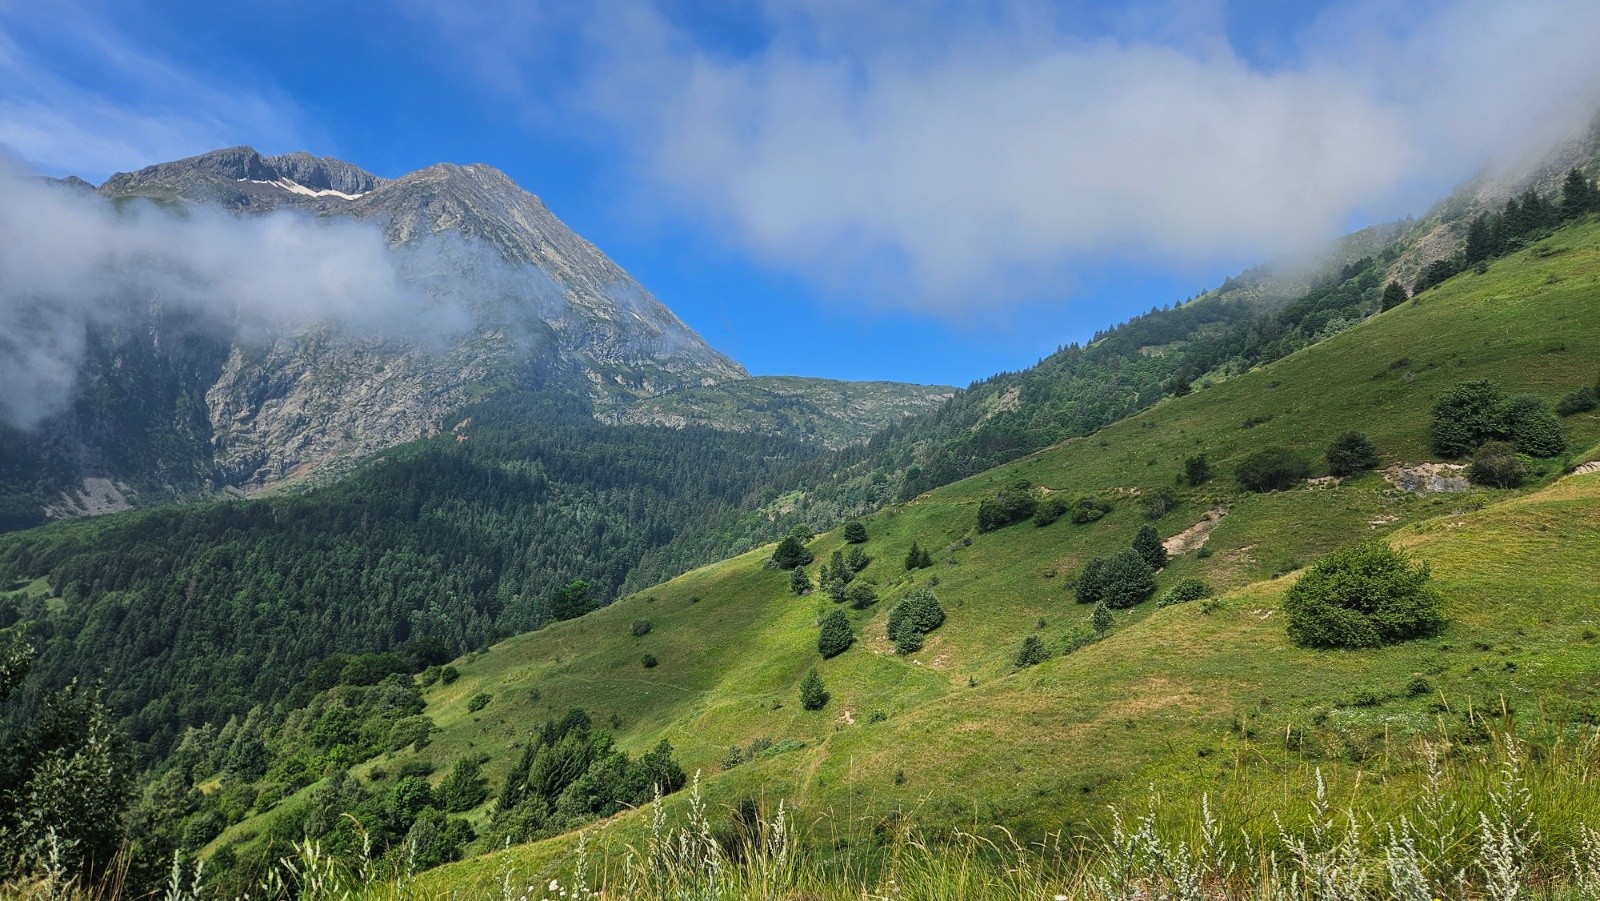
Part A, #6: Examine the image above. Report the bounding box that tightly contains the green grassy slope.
[230,220,1600,886]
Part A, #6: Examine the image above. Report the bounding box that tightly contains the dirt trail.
[1573,461,1600,476]
[1164,507,1227,556]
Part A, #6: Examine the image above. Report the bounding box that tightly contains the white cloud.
[0,164,471,428]
[409,0,1600,312]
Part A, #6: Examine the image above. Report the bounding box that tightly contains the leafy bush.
[845,582,878,609]
[1132,524,1168,570]
[1183,454,1211,486]
[1283,540,1444,649]
[843,521,869,543]
[1014,635,1050,668]
[1325,431,1380,477]
[1499,394,1566,457]
[1075,549,1156,609]
[1157,578,1215,607]
[1236,447,1311,492]
[467,692,492,713]
[1468,441,1527,489]
[631,619,652,637]
[1556,386,1598,416]
[440,666,459,685]
[770,536,814,570]
[1430,379,1506,457]
[1032,496,1068,527]
[799,668,829,710]
[888,589,946,653]
[641,654,658,669]
[1069,494,1112,524]
[977,483,1038,532]
[818,610,854,659]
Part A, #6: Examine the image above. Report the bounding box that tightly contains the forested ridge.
[0,392,822,755]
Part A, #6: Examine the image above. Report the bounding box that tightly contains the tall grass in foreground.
[13,726,1600,900]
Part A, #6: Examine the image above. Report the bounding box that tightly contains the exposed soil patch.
[1304,476,1340,490]
[1164,507,1228,556]
[1573,461,1600,476]
[1384,462,1469,493]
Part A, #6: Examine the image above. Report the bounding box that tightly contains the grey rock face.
[47,147,745,496]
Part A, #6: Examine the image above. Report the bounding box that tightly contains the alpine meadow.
[3,3,1600,900]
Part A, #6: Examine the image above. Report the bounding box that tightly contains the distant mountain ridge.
[0,147,948,528]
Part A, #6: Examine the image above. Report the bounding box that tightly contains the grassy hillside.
[202,218,1600,890]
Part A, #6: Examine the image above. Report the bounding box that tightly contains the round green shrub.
[1325,431,1380,477]
[1235,447,1311,492]
[1076,549,1156,609]
[1283,540,1444,649]
[1499,395,1566,457]
[1429,379,1505,458]
[887,589,945,653]
[1014,635,1050,668]
[1556,387,1598,416]
[843,521,869,543]
[1157,578,1215,607]
[631,619,652,637]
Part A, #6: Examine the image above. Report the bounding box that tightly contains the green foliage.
[1013,635,1050,668]
[1325,430,1380,477]
[641,654,658,669]
[842,521,868,544]
[439,666,459,685]
[466,693,493,713]
[1069,494,1112,524]
[799,668,829,710]
[1499,395,1566,457]
[1157,578,1215,607]
[976,483,1038,532]
[789,567,813,596]
[845,582,878,609]
[1283,540,1444,649]
[1430,379,1507,457]
[0,636,132,884]
[1091,602,1114,634]
[817,610,854,659]
[631,619,652,637]
[1469,441,1527,489]
[1235,447,1311,492]
[845,546,870,573]
[551,580,595,622]
[887,588,946,654]
[770,536,814,570]
[436,755,489,813]
[1556,387,1598,416]
[1381,280,1409,311]
[1182,454,1211,486]
[1431,380,1565,459]
[1075,549,1156,609]
[1032,496,1068,527]
[904,541,933,571]
[1561,167,1600,218]
[1141,488,1176,520]
[1132,524,1168,570]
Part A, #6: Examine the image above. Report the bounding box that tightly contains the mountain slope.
[190,215,1600,887]
[609,376,957,449]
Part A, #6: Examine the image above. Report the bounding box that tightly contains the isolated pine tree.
[843,521,868,543]
[818,609,853,659]
[1092,602,1114,635]
[799,668,829,710]
[790,566,812,596]
[1381,281,1408,311]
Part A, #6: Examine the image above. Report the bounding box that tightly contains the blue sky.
[3,1,1598,387]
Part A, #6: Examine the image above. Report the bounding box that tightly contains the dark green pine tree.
[1463,212,1495,264]
[817,609,854,659]
[1561,168,1599,218]
[1132,524,1168,570]
[770,536,814,570]
[799,668,829,710]
[842,521,869,543]
[1380,281,1409,311]
[789,566,813,596]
